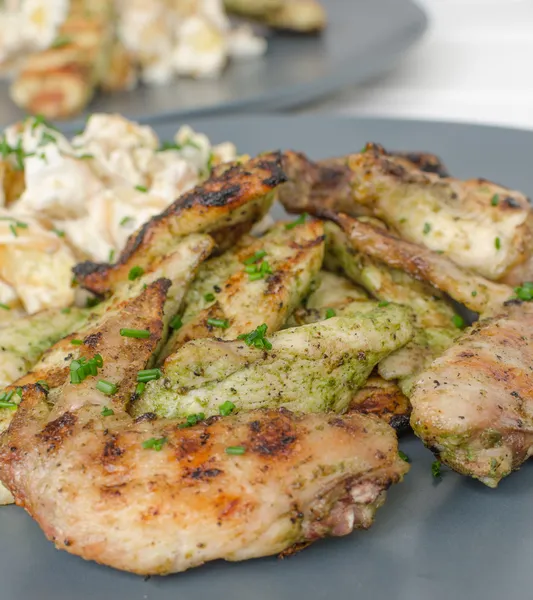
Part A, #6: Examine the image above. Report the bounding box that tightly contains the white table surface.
[302,0,533,130]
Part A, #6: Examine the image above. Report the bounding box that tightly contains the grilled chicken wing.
[330,214,512,315]
[285,271,411,430]
[410,300,533,487]
[279,146,533,285]
[133,305,414,419]
[74,153,286,295]
[0,264,408,575]
[160,219,324,360]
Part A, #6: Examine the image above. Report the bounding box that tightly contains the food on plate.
[160,218,325,360]
[225,0,327,33]
[133,304,414,419]
[279,144,533,285]
[410,300,533,488]
[0,0,329,119]
[10,0,115,119]
[1,117,533,575]
[0,113,236,315]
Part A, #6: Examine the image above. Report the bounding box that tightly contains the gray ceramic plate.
[2,115,533,600]
[0,0,427,130]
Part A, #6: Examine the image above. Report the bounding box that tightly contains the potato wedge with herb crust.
[74,152,286,295]
[160,219,325,360]
[133,305,414,419]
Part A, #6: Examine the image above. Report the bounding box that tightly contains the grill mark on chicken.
[37,412,77,453]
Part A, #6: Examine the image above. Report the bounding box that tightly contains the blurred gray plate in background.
[0,0,426,130]
[2,115,533,600]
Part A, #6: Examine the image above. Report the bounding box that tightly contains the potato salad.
[0,113,236,317]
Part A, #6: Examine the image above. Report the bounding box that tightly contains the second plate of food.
[0,0,426,128]
[0,113,532,600]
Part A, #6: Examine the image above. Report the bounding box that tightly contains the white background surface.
[304,0,533,130]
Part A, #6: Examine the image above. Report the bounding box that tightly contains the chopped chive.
[237,323,272,350]
[491,194,500,206]
[0,401,17,410]
[120,328,150,339]
[471,290,478,297]
[325,308,336,319]
[219,400,236,416]
[86,296,99,308]
[178,413,206,429]
[399,450,410,462]
[452,315,465,329]
[378,301,390,307]
[77,154,93,160]
[170,315,182,330]
[96,380,117,395]
[204,293,215,302]
[248,272,264,281]
[243,250,267,265]
[120,216,133,227]
[71,339,83,345]
[285,213,308,230]
[36,380,49,391]
[101,406,114,416]
[3,390,14,402]
[495,237,501,250]
[137,368,162,383]
[515,283,533,301]
[207,318,230,329]
[142,437,168,451]
[135,185,148,193]
[108,249,115,263]
[53,228,65,237]
[0,303,10,310]
[135,382,146,396]
[61,307,71,314]
[15,387,22,398]
[431,460,442,478]
[423,222,431,235]
[225,446,245,455]
[9,224,17,237]
[128,265,144,280]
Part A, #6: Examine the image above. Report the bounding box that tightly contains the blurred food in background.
[0,112,237,317]
[0,0,327,119]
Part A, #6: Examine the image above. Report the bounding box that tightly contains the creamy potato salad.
[0,113,236,317]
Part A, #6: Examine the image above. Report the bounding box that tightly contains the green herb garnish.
[142,437,168,451]
[237,323,272,350]
[101,406,115,416]
[491,194,500,206]
[285,213,307,230]
[225,446,246,455]
[423,222,431,235]
[399,450,410,462]
[495,237,501,250]
[170,315,183,330]
[219,400,236,416]
[178,413,206,429]
[431,460,442,478]
[204,293,215,302]
[137,368,162,383]
[325,308,336,319]
[128,265,145,280]
[207,318,230,329]
[96,380,117,395]
[120,328,150,339]
[452,315,465,329]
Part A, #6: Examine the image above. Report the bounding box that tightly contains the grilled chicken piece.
[74,153,286,295]
[323,220,458,395]
[0,306,89,389]
[324,221,456,329]
[285,271,411,430]
[0,265,408,575]
[0,235,213,505]
[349,376,411,431]
[133,305,413,419]
[160,220,324,360]
[410,300,533,487]
[10,0,115,119]
[330,214,512,315]
[279,146,533,285]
